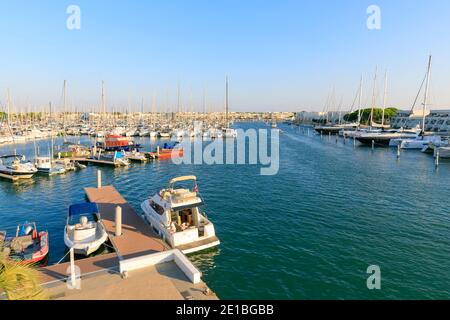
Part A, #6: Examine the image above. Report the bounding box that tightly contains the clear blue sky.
[1,0,450,112]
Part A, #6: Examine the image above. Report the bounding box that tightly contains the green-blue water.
[0,122,449,299]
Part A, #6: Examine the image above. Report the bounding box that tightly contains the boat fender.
[32,229,38,239]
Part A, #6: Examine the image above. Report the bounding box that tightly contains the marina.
[2,1,450,305]
[1,121,450,299]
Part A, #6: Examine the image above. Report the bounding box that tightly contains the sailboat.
[355,68,421,146]
[222,76,238,138]
[34,102,67,175]
[315,86,359,135]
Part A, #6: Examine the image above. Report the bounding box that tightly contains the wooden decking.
[84,185,169,259]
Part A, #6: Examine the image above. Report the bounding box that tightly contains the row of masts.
[320,55,433,131]
[1,78,232,121]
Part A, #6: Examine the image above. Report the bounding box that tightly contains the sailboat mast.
[381,71,388,127]
[422,55,432,132]
[101,81,106,119]
[370,66,377,126]
[357,76,363,126]
[225,76,229,128]
[6,89,11,126]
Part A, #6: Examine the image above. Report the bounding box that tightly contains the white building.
[383,109,450,132]
[295,111,350,124]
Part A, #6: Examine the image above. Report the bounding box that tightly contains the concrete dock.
[36,182,218,300]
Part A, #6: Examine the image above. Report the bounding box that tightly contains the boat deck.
[176,236,220,254]
[84,185,169,259]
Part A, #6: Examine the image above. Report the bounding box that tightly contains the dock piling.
[69,247,76,288]
[435,149,440,167]
[397,144,401,159]
[372,140,375,150]
[115,205,122,237]
[97,170,102,189]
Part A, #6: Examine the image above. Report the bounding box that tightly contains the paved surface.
[44,262,218,300]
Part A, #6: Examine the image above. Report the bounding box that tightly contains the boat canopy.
[68,203,99,224]
[171,200,204,211]
[168,175,197,185]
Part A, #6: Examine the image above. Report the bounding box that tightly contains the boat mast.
[63,80,67,141]
[101,81,106,121]
[370,66,377,127]
[422,55,432,133]
[381,71,388,127]
[225,75,229,128]
[357,76,363,126]
[6,88,11,126]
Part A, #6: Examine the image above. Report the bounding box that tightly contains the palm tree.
[0,257,48,300]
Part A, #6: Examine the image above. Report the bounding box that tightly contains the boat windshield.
[68,203,99,225]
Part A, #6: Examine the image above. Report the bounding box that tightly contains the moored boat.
[64,203,108,256]
[141,175,220,254]
[0,155,38,179]
[0,222,49,265]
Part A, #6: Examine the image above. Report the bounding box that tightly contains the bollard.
[115,206,122,236]
[397,144,401,159]
[97,170,102,189]
[435,149,440,167]
[70,247,76,288]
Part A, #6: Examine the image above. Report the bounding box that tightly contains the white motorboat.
[34,156,66,175]
[389,134,442,149]
[141,175,220,254]
[0,155,38,179]
[64,203,108,256]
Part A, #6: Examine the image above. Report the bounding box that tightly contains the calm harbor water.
[1,122,449,299]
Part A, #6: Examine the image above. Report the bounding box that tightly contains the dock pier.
[38,172,217,300]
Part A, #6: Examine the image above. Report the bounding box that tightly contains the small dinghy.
[0,222,49,265]
[64,203,108,256]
